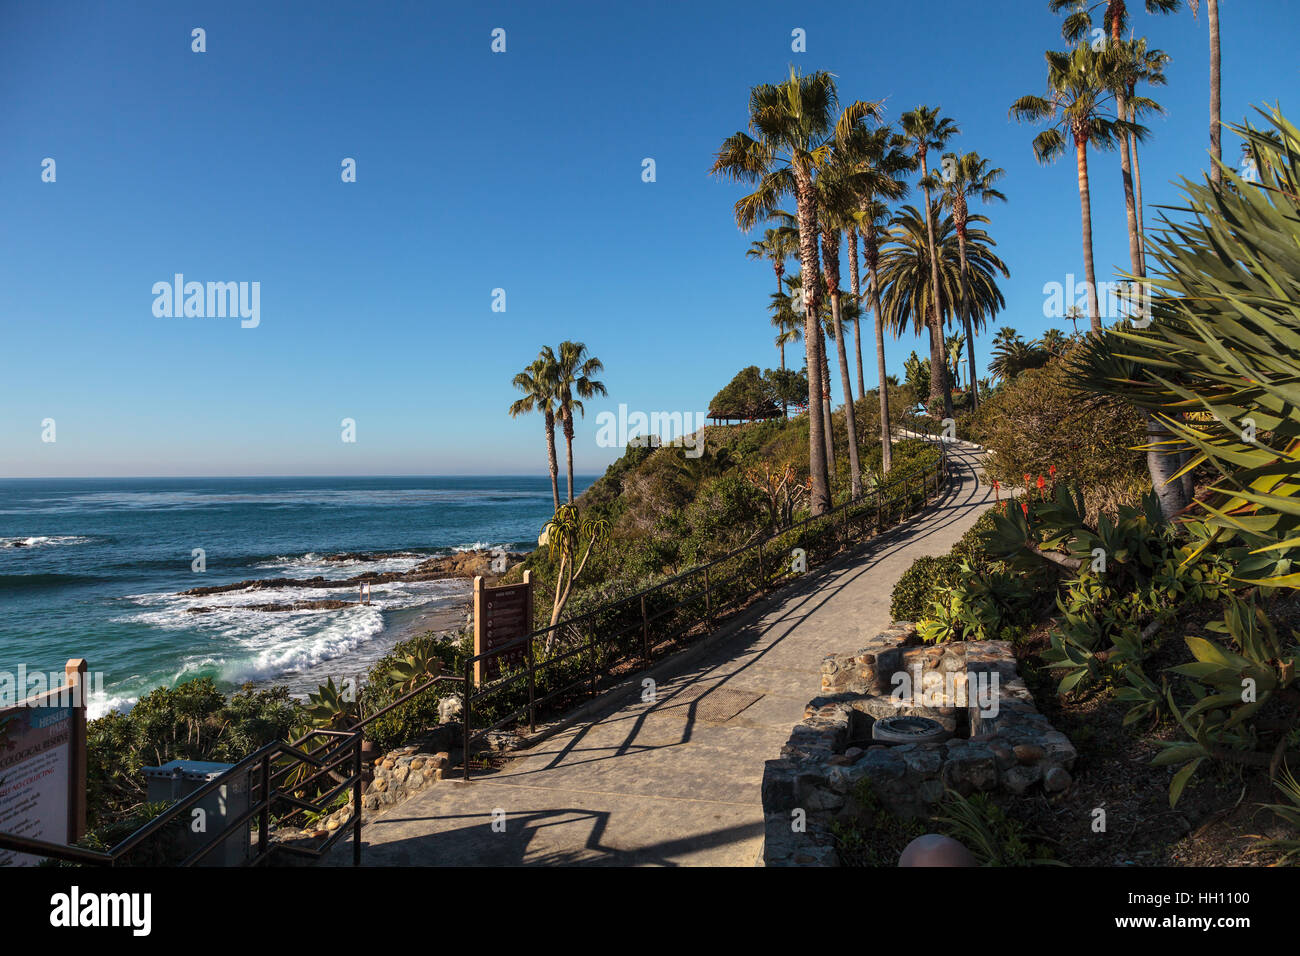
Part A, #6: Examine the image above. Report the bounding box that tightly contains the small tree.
[540,505,610,636]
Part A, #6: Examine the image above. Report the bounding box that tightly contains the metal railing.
[459,438,954,779]
[0,666,466,867]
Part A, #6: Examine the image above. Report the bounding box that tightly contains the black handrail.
[459,437,955,777]
[0,731,366,868]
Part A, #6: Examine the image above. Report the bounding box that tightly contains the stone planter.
[761,624,1077,867]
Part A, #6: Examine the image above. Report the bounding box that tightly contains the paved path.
[329,442,992,867]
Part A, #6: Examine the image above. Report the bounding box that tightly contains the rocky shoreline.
[180,548,526,613]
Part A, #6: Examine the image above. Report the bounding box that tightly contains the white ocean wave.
[1,535,95,549]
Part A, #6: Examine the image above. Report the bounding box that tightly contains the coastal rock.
[179,548,526,598]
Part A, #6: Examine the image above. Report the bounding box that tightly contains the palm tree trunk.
[831,295,862,498]
[778,339,788,418]
[866,231,893,474]
[562,409,575,504]
[847,226,866,401]
[821,339,835,477]
[1208,0,1222,186]
[956,227,979,411]
[1116,93,1143,279]
[1075,139,1103,335]
[824,229,862,499]
[1131,123,1146,274]
[794,170,831,515]
[919,158,953,419]
[1148,414,1188,519]
[544,409,560,512]
[776,267,788,418]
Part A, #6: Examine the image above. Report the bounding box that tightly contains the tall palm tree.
[1190,1,1222,185]
[817,172,865,498]
[876,204,1008,381]
[935,151,1006,408]
[509,354,561,511]
[548,341,606,504]
[1011,43,1133,335]
[746,220,799,309]
[712,68,882,514]
[768,289,801,416]
[783,270,839,468]
[1116,37,1170,272]
[900,106,960,419]
[848,127,914,473]
[1053,0,1180,276]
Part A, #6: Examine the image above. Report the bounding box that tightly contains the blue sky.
[1,0,1295,477]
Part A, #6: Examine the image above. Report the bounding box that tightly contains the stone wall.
[273,722,463,849]
[761,624,1077,867]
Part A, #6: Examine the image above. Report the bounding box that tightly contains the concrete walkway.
[328,442,992,867]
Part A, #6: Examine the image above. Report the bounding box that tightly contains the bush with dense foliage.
[85,680,299,832]
[976,354,1148,522]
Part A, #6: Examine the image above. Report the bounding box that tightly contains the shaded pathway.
[327,442,993,866]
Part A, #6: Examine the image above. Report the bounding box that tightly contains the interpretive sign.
[0,659,88,866]
[473,572,533,685]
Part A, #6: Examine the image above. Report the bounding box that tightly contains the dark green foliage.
[357,631,468,752]
[890,553,967,622]
[932,789,1059,866]
[85,679,299,830]
[707,365,782,421]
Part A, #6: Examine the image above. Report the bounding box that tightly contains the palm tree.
[1052,0,1179,276]
[945,331,966,388]
[783,270,839,467]
[817,173,865,498]
[848,127,914,473]
[1011,43,1133,335]
[900,106,960,419]
[548,341,606,504]
[1190,1,1222,185]
[712,69,882,513]
[768,289,802,416]
[1117,37,1170,271]
[747,219,799,311]
[1064,305,1086,333]
[509,354,562,511]
[1039,328,1070,355]
[876,204,1008,387]
[988,332,1050,382]
[935,151,1006,408]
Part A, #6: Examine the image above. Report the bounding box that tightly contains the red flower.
[1023,473,1030,485]
[1036,475,1046,490]
[1021,501,1029,517]
[1049,464,1057,478]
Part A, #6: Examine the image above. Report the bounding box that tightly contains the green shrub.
[890,554,967,622]
[977,355,1148,522]
[357,631,467,752]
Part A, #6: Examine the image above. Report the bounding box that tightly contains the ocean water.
[0,476,585,718]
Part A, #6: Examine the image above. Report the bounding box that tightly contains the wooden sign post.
[473,571,533,685]
[0,658,89,866]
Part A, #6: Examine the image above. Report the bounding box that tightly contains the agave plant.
[302,676,360,731]
[1073,106,1300,587]
[388,642,444,694]
[1247,765,1300,865]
